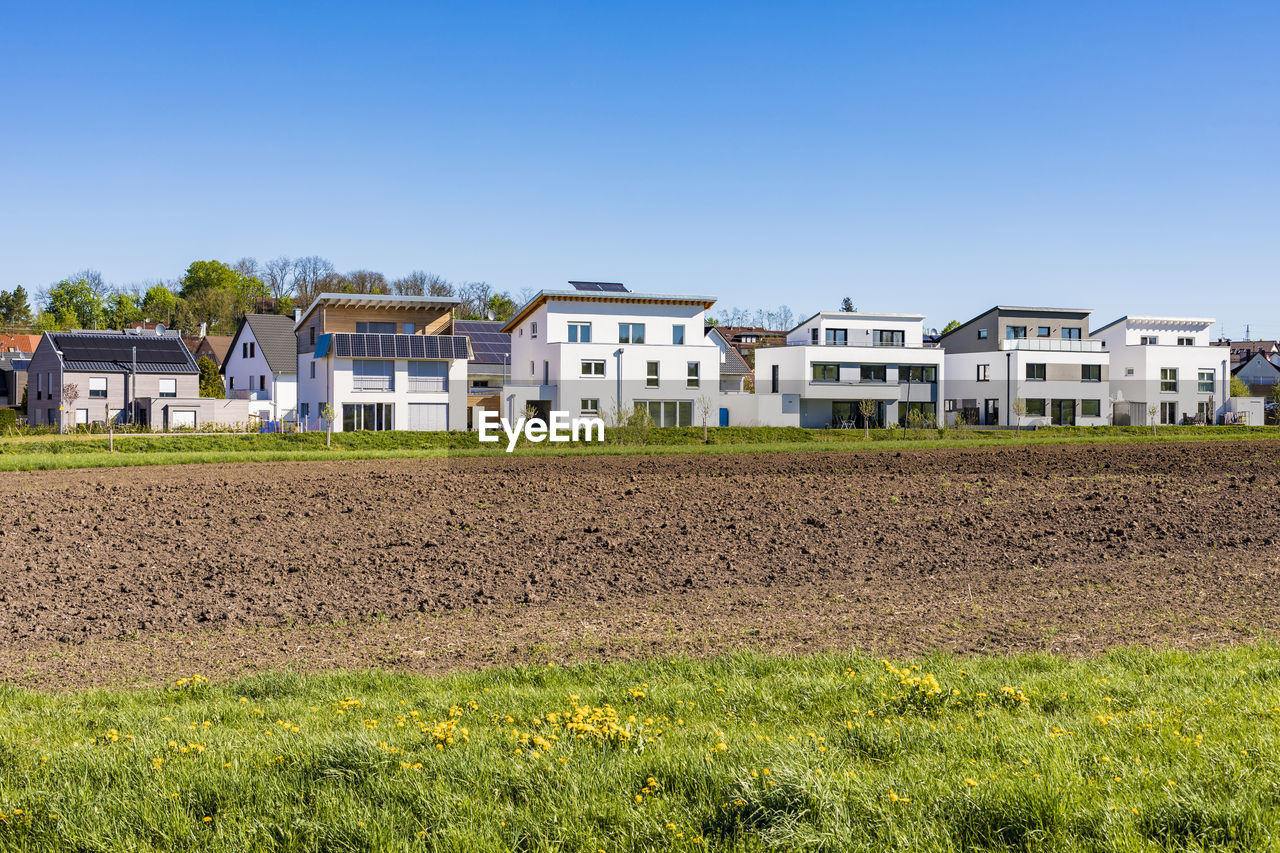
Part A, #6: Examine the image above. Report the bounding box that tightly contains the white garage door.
[406,403,448,431]
[171,410,197,429]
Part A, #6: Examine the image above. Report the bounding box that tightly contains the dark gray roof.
[707,327,752,375]
[242,314,298,374]
[454,320,511,366]
[47,331,199,374]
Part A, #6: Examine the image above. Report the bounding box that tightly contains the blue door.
[719,407,729,427]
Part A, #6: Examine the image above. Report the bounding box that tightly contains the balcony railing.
[229,389,271,401]
[788,340,936,349]
[352,377,394,392]
[407,378,447,393]
[999,339,1103,353]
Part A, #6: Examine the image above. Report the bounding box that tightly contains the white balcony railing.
[999,339,1103,353]
[408,378,447,393]
[352,377,394,392]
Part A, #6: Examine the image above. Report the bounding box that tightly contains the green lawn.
[0,425,1276,471]
[0,648,1276,851]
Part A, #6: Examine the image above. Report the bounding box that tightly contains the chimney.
[293,308,302,323]
[198,321,207,338]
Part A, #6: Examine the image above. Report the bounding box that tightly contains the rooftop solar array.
[568,281,629,292]
[53,333,191,365]
[329,333,469,360]
[453,320,511,364]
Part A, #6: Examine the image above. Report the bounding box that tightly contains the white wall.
[223,325,299,421]
[943,349,1109,427]
[1094,321,1225,423]
[296,356,466,431]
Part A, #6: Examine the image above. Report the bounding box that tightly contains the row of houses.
[13,284,1273,431]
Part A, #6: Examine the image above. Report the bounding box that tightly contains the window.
[978,328,988,340]
[531,322,538,339]
[568,322,591,343]
[1081,364,1101,382]
[874,329,904,347]
[403,323,415,334]
[900,365,937,383]
[310,361,316,379]
[1141,335,1159,345]
[771,365,779,394]
[581,359,605,377]
[580,398,599,415]
[355,322,396,334]
[1125,368,1135,376]
[636,400,693,427]
[408,360,448,392]
[76,408,88,426]
[812,363,839,382]
[619,323,646,344]
[89,377,107,398]
[1160,401,1178,425]
[229,376,235,391]
[342,402,393,431]
[530,361,535,376]
[860,364,886,383]
[686,362,700,388]
[1037,326,1051,337]
[1006,325,1027,340]
[810,329,819,344]
[1025,399,1046,416]
[1026,363,1046,381]
[646,361,659,388]
[1177,336,1194,347]
[301,402,310,421]
[1161,368,1178,392]
[243,341,255,359]
[309,327,316,346]
[352,359,394,392]
[672,325,685,346]
[1062,327,1081,340]
[260,375,266,390]
[825,328,848,346]
[1081,399,1101,417]
[976,364,990,382]
[157,378,177,398]
[1198,370,1214,393]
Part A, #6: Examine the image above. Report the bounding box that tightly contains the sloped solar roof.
[568,281,629,292]
[49,332,199,373]
[453,320,511,365]
[326,333,470,360]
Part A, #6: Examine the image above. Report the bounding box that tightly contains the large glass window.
[825,328,848,346]
[355,321,396,334]
[1062,327,1081,340]
[976,364,989,381]
[812,363,840,382]
[407,360,448,392]
[1161,368,1178,392]
[897,402,937,427]
[899,365,937,383]
[1037,326,1050,337]
[1198,370,1214,393]
[1081,399,1101,417]
[568,322,591,343]
[619,323,646,344]
[352,359,394,392]
[860,364,886,383]
[1006,325,1027,339]
[1081,364,1101,382]
[874,329,904,347]
[1026,363,1046,381]
[636,400,693,427]
[1025,398,1046,416]
[343,403,393,431]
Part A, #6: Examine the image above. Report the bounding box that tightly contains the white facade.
[222,324,297,423]
[297,353,468,432]
[943,345,1110,427]
[1091,317,1225,425]
[501,289,735,427]
[754,312,944,429]
[1232,352,1280,389]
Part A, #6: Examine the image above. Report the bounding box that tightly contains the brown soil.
[2,441,1278,689]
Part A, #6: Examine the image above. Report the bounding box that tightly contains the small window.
[260,375,266,390]
[309,327,316,346]
[1081,364,1101,382]
[310,361,316,379]
[1037,326,1050,337]
[531,321,538,339]
[1061,327,1081,340]
[977,328,988,340]
[619,323,646,344]
[1198,370,1214,393]
[229,376,235,390]
[646,361,659,388]
[1006,326,1027,340]
[530,361,535,376]
[89,377,107,398]
[355,322,396,334]
[403,323,415,334]
[1161,367,1178,392]
[158,378,177,398]
[976,364,990,382]
[860,364,886,383]
[1026,363,1046,381]
[687,362,700,388]
[1177,336,1194,347]
[1081,399,1101,417]
[771,364,779,393]
[1141,335,1159,346]
[301,402,310,421]
[672,325,685,346]
[568,322,591,343]
[580,398,599,415]
[1125,368,1135,376]
[810,328,819,345]
[812,363,839,382]
[1025,399,1046,416]
[580,360,605,377]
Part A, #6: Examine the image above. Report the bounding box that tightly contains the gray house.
[26,330,250,429]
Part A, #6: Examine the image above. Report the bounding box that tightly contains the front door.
[1052,399,1076,426]
[984,398,999,426]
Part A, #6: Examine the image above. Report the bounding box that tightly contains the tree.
[292,256,336,310]
[486,293,517,322]
[858,399,877,439]
[345,270,389,294]
[233,258,260,281]
[104,292,142,329]
[392,270,449,296]
[44,277,104,329]
[320,402,336,447]
[456,281,493,318]
[1230,375,1248,397]
[141,284,179,325]
[941,320,962,335]
[0,286,34,327]
[697,394,716,442]
[263,257,295,300]
[1012,398,1027,435]
[61,382,80,433]
[1147,404,1158,437]
[179,260,267,331]
[840,296,855,312]
[180,260,250,296]
[198,356,224,398]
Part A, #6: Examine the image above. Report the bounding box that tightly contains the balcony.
[999,339,1103,353]
[229,389,271,401]
[787,339,936,349]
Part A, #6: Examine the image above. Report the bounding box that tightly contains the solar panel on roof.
[568,281,629,292]
[54,334,189,365]
[327,333,469,360]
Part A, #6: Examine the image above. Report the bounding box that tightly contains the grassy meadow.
[0,647,1276,851]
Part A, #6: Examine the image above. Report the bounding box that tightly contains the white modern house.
[753,312,944,429]
[1090,316,1225,425]
[500,282,734,427]
[940,306,1109,428]
[294,293,470,432]
[222,313,298,424]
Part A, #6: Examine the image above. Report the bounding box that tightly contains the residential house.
[753,311,944,429]
[454,320,511,428]
[222,314,299,423]
[707,326,756,424]
[183,331,234,369]
[939,306,1108,427]
[0,333,41,354]
[0,356,29,408]
[1090,316,1225,425]
[501,282,725,427]
[295,293,470,432]
[1211,339,1279,367]
[1232,351,1280,396]
[713,326,786,366]
[26,330,250,429]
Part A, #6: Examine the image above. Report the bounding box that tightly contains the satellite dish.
[155,323,166,335]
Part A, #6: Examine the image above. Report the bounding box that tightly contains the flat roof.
[295,292,461,329]
[937,305,1093,341]
[502,289,717,333]
[1090,315,1216,336]
[787,311,926,334]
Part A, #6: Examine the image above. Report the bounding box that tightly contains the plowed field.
[2,441,1277,687]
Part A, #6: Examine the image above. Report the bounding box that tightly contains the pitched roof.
[184,334,234,365]
[1231,352,1280,376]
[707,327,752,375]
[43,331,199,374]
[454,320,511,366]
[241,314,298,374]
[0,333,41,354]
[295,292,461,329]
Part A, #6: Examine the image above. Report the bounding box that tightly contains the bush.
[0,408,17,432]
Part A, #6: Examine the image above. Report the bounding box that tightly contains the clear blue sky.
[1,1,1276,337]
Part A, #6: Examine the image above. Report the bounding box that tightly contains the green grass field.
[0,424,1276,471]
[0,648,1276,851]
